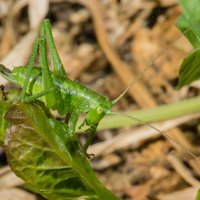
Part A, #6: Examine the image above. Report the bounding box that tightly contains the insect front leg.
[83,125,97,158]
[78,117,98,158]
[66,110,86,153]
[66,111,95,158]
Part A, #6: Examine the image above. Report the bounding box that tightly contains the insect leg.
[41,19,67,77]
[38,30,64,113]
[24,87,56,103]
[19,38,40,101]
[67,112,97,157]
[39,35,57,108]
[28,72,41,95]
[68,111,79,135]
[83,125,97,157]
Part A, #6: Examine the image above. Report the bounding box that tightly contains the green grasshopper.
[0,19,199,160]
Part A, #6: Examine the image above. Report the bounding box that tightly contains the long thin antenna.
[111,26,191,105]
[112,111,200,162]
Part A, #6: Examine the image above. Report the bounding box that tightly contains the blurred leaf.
[177,49,200,89]
[177,0,200,88]
[177,0,200,48]
[195,189,200,200]
[4,103,118,200]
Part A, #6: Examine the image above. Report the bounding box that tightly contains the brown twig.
[168,154,200,187]
[77,0,156,108]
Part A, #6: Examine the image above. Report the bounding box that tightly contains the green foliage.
[177,0,200,48]
[177,0,200,88]
[177,49,200,89]
[0,101,11,146]
[5,103,118,200]
[195,189,200,200]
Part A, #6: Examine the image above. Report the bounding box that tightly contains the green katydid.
[0,19,114,156]
[0,19,199,160]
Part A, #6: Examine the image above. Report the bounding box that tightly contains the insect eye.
[97,106,103,114]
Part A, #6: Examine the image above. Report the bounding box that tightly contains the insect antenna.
[111,26,192,105]
[111,111,200,162]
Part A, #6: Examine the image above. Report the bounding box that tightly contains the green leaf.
[195,189,200,200]
[176,0,200,88]
[177,48,200,89]
[0,101,11,146]
[176,0,200,48]
[4,103,118,200]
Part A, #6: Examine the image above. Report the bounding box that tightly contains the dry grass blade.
[157,187,199,200]
[0,168,24,188]
[167,155,200,187]
[0,188,37,200]
[28,0,49,29]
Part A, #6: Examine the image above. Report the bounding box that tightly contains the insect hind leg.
[19,38,40,102]
[41,19,67,77]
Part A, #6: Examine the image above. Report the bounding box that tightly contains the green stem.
[77,96,200,132]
